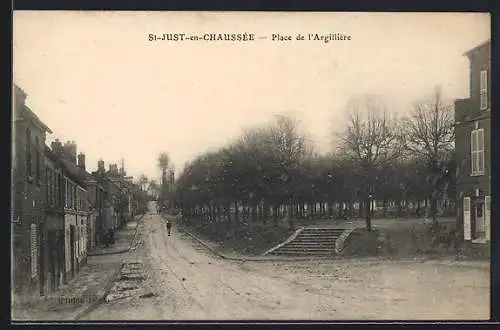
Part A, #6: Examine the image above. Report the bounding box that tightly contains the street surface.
[82,204,490,320]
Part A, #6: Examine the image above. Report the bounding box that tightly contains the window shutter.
[485,196,491,241]
[463,197,471,240]
[30,223,38,278]
[479,130,485,173]
[480,70,487,90]
[480,71,488,110]
[478,130,484,151]
[470,131,476,175]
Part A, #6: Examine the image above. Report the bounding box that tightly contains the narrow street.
[80,203,489,321]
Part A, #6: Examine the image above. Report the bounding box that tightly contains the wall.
[12,109,48,294]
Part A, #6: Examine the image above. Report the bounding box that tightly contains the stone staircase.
[268,228,345,257]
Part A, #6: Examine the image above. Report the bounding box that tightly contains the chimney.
[77,153,86,172]
[63,140,77,163]
[71,141,77,163]
[51,139,64,155]
[98,159,105,172]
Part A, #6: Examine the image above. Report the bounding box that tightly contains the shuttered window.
[480,70,488,110]
[30,223,38,278]
[471,128,485,176]
[35,136,41,183]
[26,128,32,178]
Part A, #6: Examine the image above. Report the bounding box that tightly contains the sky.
[13,11,490,181]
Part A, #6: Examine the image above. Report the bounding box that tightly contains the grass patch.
[185,221,295,256]
[341,222,488,260]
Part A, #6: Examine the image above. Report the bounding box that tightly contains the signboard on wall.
[463,197,471,240]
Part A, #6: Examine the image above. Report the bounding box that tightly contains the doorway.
[475,199,485,239]
[70,225,75,277]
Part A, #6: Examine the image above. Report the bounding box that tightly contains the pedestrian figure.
[166,220,172,236]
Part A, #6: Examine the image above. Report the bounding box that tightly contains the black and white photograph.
[11,11,491,321]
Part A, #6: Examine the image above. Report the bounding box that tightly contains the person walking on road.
[166,219,172,236]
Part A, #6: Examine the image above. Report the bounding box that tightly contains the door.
[70,225,75,277]
[475,200,485,238]
[48,230,57,291]
[463,197,471,240]
[38,225,46,295]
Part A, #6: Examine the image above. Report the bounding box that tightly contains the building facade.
[50,139,89,280]
[44,146,66,293]
[454,40,491,246]
[12,84,53,296]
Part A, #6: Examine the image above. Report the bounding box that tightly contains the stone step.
[284,247,334,251]
[276,247,335,253]
[287,240,335,244]
[286,240,336,245]
[296,238,341,242]
[294,237,339,242]
[303,228,345,233]
[298,231,343,235]
[286,242,335,248]
[271,250,336,256]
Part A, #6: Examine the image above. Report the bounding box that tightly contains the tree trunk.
[273,204,279,226]
[234,200,239,223]
[262,202,267,225]
[397,200,403,218]
[288,198,294,230]
[365,198,372,231]
[430,196,438,225]
[217,206,222,222]
[226,203,231,223]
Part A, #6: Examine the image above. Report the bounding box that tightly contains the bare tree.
[140,174,149,191]
[402,86,455,225]
[157,152,170,183]
[337,95,403,231]
[148,179,159,199]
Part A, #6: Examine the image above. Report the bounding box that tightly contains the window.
[57,173,61,207]
[73,185,77,209]
[471,128,485,176]
[480,70,488,110]
[26,128,32,178]
[35,136,40,183]
[65,179,69,208]
[46,168,51,204]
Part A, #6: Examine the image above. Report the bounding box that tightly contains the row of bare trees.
[168,87,455,231]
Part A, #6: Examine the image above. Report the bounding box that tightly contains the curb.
[181,229,233,260]
[87,248,131,257]
[73,266,123,320]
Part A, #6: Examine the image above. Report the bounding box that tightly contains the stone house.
[454,39,491,248]
[43,146,66,293]
[12,84,52,297]
[50,139,89,280]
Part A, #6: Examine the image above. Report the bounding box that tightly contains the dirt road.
[83,212,490,320]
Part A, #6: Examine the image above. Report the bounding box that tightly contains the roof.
[44,145,87,187]
[23,106,53,133]
[463,39,491,58]
[60,158,87,187]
